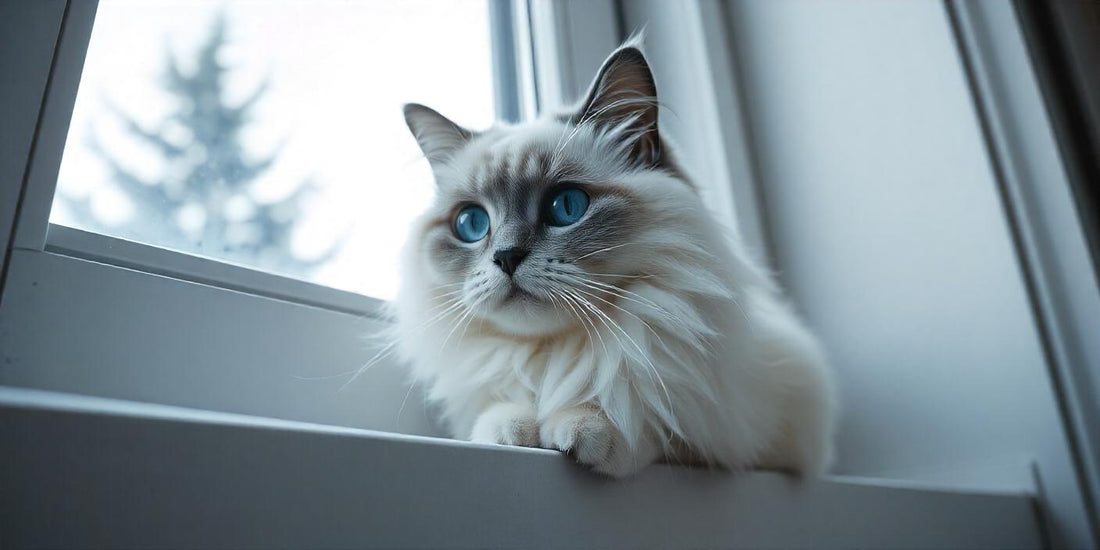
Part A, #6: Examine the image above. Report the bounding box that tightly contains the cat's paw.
[540,406,637,478]
[469,402,539,447]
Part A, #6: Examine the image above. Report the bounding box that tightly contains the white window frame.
[948,1,1100,544]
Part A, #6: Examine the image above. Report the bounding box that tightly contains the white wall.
[721,0,1089,543]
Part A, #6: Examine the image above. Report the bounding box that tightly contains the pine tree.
[65,13,338,276]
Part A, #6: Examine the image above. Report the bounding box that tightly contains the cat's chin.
[480,295,575,338]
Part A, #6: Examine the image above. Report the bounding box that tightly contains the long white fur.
[391,47,836,478]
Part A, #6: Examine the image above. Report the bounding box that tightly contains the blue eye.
[453,205,490,242]
[547,188,589,226]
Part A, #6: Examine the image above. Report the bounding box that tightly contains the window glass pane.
[51,0,498,299]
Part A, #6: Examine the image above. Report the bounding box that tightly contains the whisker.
[556,286,607,360]
[338,340,398,392]
[291,370,363,381]
[395,380,417,425]
[418,299,468,329]
[569,284,669,350]
[546,270,677,323]
[578,272,654,279]
[439,302,475,353]
[567,276,673,319]
[335,295,467,391]
[561,287,676,421]
[572,242,643,262]
[455,291,491,348]
[432,288,468,299]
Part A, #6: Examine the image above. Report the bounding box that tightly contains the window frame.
[948,1,1100,542]
[2,0,95,276]
[7,0,527,312]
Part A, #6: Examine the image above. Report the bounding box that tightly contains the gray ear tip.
[401,103,471,159]
[609,46,652,74]
[403,102,428,118]
[403,103,443,133]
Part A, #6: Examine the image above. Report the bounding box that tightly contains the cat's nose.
[493,247,530,276]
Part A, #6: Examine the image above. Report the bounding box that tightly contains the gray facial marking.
[427,224,479,278]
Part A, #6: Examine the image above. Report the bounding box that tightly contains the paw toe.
[540,407,626,475]
[470,404,539,447]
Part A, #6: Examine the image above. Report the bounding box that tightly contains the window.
[50,0,498,299]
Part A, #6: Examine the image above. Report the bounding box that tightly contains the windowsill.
[1,386,1042,549]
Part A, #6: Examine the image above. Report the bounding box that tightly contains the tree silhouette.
[65,13,339,276]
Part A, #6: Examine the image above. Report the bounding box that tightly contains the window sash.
[13,0,530,307]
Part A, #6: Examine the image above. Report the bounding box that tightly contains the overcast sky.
[53,0,496,299]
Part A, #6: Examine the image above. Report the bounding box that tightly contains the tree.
[65,13,339,276]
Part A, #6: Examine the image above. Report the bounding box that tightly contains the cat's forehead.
[452,121,583,196]
[476,120,565,160]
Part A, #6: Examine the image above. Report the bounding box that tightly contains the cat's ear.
[403,103,472,167]
[574,42,660,166]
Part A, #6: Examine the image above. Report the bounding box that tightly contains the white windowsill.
[1,385,1042,549]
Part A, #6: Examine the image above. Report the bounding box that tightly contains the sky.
[52,0,497,300]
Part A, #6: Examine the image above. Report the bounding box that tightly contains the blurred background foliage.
[62,14,341,276]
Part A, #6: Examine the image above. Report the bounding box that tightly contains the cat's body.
[392,40,836,477]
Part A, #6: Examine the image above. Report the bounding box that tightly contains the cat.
[391,37,836,478]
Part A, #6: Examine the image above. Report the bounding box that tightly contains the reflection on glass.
[52,0,497,299]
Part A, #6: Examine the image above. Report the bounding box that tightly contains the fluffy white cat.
[391,39,836,478]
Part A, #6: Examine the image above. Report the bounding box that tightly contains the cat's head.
[401,41,696,338]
